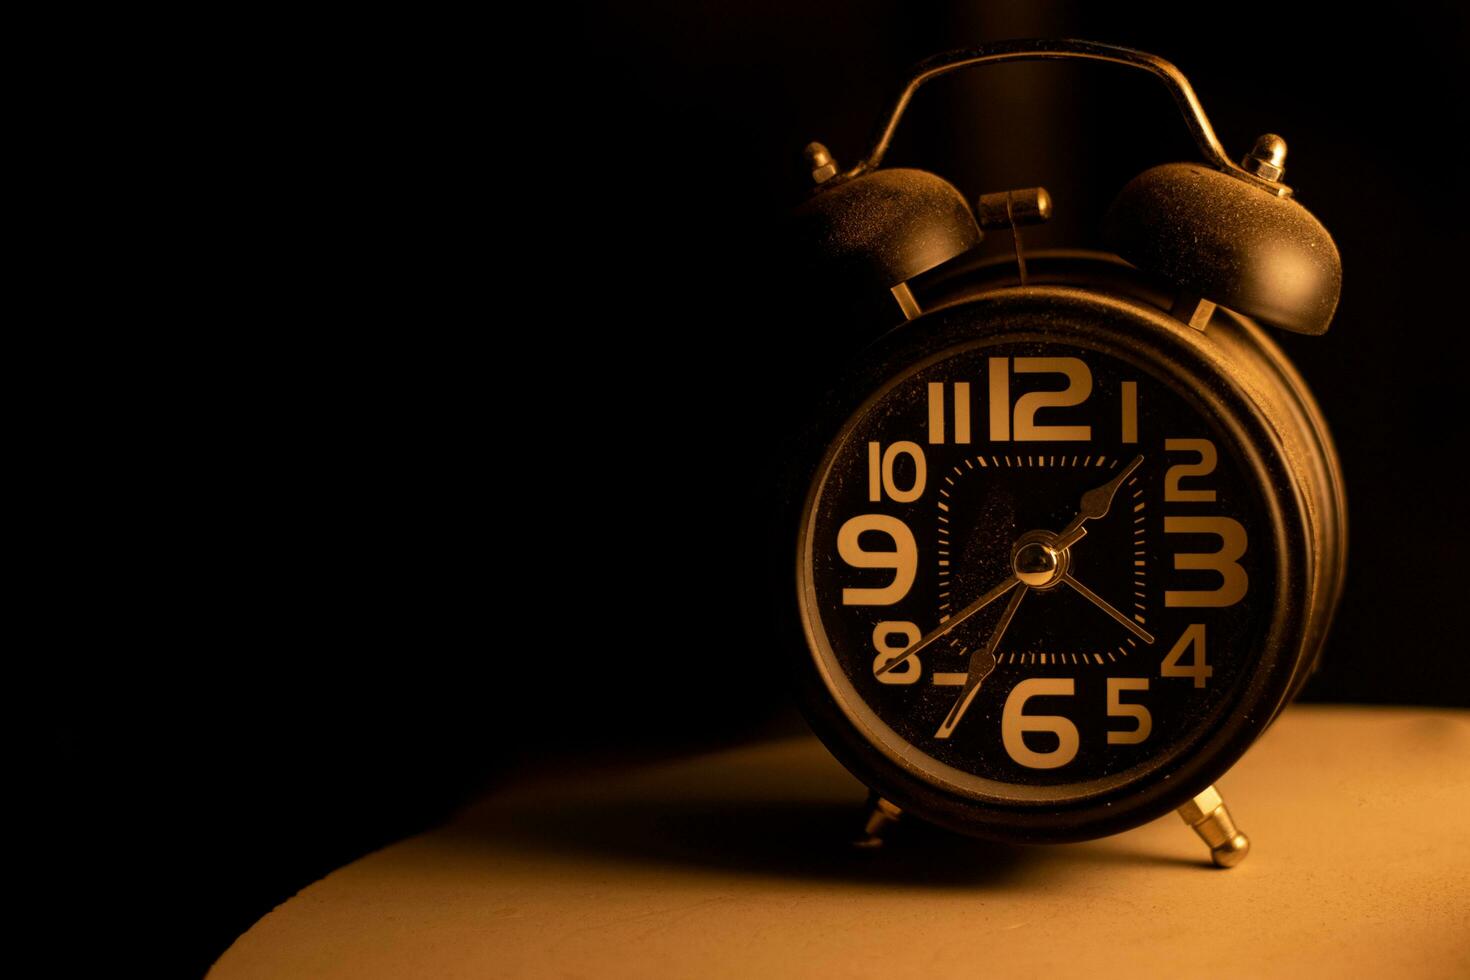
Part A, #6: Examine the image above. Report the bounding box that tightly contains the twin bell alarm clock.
[783,39,1344,866]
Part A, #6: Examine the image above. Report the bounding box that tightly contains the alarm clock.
[783,39,1345,866]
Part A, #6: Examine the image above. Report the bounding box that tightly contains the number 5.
[1106,678,1152,744]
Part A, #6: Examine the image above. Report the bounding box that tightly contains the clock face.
[798,335,1276,801]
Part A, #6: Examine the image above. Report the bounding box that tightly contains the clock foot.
[1176,784,1250,868]
[852,793,903,849]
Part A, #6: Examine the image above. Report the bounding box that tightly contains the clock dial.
[800,338,1274,797]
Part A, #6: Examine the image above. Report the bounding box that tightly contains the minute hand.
[875,574,1019,677]
[877,454,1143,678]
[1054,454,1144,551]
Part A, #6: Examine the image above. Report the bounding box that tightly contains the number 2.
[1165,439,1217,502]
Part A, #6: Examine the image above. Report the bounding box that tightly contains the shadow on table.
[437,794,1202,889]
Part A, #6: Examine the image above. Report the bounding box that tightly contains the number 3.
[1165,516,1249,607]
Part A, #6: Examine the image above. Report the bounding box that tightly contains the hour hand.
[935,583,1028,739]
[1055,454,1143,550]
[933,649,996,740]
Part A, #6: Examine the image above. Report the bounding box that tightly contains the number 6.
[1001,678,1079,769]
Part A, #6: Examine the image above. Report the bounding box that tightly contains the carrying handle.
[844,38,1281,191]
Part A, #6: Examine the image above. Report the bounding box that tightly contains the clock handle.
[792,38,1342,336]
[844,38,1284,195]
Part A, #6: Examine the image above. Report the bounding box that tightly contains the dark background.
[165,3,1468,975]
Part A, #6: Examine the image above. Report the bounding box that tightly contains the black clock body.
[782,252,1345,844]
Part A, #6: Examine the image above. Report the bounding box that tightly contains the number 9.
[837,514,918,606]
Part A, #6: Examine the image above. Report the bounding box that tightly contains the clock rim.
[788,284,1315,843]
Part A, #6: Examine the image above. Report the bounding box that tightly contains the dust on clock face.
[802,339,1273,790]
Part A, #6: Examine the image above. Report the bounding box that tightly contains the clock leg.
[1177,784,1250,868]
[852,793,904,849]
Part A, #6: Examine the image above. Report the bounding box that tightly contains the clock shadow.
[442,794,1203,888]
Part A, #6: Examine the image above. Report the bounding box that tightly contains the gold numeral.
[1014,358,1092,441]
[866,441,926,503]
[871,621,921,685]
[837,514,918,606]
[1164,439,1218,502]
[987,357,1093,442]
[1001,678,1079,769]
[1160,623,1212,687]
[1165,517,1248,607]
[927,382,971,444]
[1106,677,1152,744]
[1122,381,1138,443]
[987,358,1010,441]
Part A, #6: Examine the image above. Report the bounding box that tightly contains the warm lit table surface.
[211,706,1470,978]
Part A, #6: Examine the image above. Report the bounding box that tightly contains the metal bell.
[792,164,982,292]
[1103,162,1342,335]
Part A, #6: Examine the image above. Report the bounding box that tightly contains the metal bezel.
[788,285,1315,843]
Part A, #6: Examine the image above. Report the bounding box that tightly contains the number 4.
[1161,623,1212,688]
